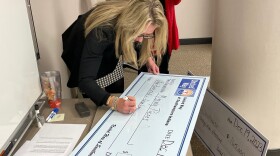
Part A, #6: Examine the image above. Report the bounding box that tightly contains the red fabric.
[165,0,181,55]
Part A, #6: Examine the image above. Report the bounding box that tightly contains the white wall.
[31,0,93,98]
[211,0,280,149]
[176,0,214,39]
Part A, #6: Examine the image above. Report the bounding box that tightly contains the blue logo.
[175,79,200,97]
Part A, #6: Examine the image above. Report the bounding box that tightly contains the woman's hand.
[116,96,137,114]
[146,57,159,74]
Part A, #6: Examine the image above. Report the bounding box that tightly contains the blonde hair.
[85,0,168,67]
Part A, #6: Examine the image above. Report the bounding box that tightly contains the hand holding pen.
[118,96,136,114]
[107,96,136,114]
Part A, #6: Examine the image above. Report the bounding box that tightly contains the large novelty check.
[71,72,209,156]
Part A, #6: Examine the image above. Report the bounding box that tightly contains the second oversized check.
[71,72,209,156]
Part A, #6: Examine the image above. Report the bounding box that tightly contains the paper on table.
[14,141,31,156]
[15,123,86,156]
[15,140,70,156]
[48,113,65,122]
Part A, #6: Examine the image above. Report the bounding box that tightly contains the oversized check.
[194,88,269,156]
[71,72,209,156]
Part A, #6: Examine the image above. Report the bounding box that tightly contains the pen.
[46,108,59,122]
[2,141,14,155]
[123,96,138,108]
[123,96,129,101]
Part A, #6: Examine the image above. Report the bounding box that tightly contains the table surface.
[13,99,98,154]
[13,98,193,156]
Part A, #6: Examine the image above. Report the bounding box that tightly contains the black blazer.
[62,10,121,106]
